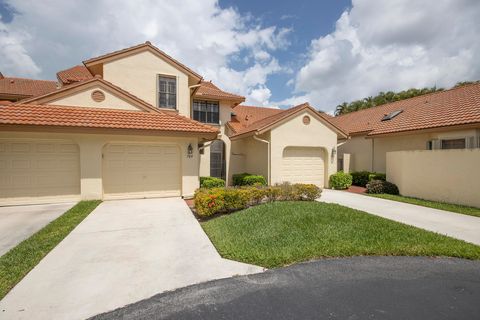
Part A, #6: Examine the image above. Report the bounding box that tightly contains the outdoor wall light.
[187,143,193,158]
[331,147,337,163]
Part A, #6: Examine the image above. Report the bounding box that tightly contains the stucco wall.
[339,127,480,173]
[103,50,191,116]
[50,86,141,110]
[0,131,200,202]
[244,134,269,180]
[338,135,373,172]
[387,149,480,207]
[270,110,338,187]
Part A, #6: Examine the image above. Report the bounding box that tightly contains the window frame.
[157,75,177,110]
[192,99,220,124]
[441,138,466,150]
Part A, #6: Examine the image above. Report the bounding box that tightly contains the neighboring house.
[330,84,480,173]
[0,73,57,103]
[0,42,345,206]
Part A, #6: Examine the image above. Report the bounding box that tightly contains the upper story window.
[441,138,466,149]
[193,100,219,124]
[158,76,176,109]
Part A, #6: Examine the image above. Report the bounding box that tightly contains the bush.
[351,171,371,187]
[232,172,267,186]
[194,184,322,217]
[329,171,352,190]
[200,177,225,189]
[369,173,386,182]
[366,180,399,195]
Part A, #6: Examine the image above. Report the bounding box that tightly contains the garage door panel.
[281,147,325,187]
[0,139,81,205]
[103,143,181,199]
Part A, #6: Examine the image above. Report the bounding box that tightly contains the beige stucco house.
[0,42,346,206]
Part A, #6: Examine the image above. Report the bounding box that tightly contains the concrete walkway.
[0,198,263,320]
[0,202,75,256]
[319,189,480,245]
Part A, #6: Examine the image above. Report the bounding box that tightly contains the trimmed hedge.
[200,177,225,189]
[232,172,267,186]
[329,171,352,190]
[194,183,322,217]
[351,171,370,187]
[351,171,387,187]
[366,180,399,195]
[369,173,386,182]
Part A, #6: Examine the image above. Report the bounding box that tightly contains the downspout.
[253,135,270,185]
[371,138,375,172]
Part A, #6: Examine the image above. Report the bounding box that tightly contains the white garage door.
[0,139,80,205]
[103,143,181,199]
[281,147,325,187]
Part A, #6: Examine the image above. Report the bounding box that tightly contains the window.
[210,140,225,179]
[158,76,176,109]
[193,100,219,124]
[381,110,403,121]
[441,138,466,149]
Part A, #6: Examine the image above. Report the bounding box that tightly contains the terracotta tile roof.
[83,41,203,80]
[330,83,480,136]
[194,81,245,102]
[0,104,219,135]
[0,77,57,99]
[56,65,93,85]
[228,103,347,138]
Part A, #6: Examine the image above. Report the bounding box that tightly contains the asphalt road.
[91,257,480,320]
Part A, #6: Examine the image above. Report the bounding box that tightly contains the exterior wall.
[50,86,141,111]
[0,131,200,201]
[270,110,338,187]
[244,133,269,180]
[102,50,191,116]
[387,149,480,207]
[229,138,246,182]
[338,135,373,172]
[338,127,480,173]
[373,133,432,173]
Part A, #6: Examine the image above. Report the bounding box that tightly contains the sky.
[1,0,479,113]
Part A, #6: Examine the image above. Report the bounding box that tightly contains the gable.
[48,84,142,111]
[20,79,158,112]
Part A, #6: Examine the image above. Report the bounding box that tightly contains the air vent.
[381,110,403,121]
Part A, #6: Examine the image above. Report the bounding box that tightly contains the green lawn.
[367,194,480,218]
[201,201,480,268]
[0,200,101,300]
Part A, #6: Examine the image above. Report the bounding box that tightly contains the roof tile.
[56,65,93,84]
[0,77,57,99]
[194,81,245,102]
[0,104,219,135]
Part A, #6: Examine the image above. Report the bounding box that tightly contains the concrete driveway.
[320,189,480,245]
[0,202,75,256]
[0,198,263,320]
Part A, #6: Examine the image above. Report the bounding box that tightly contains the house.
[330,84,480,173]
[0,42,345,206]
[331,84,480,207]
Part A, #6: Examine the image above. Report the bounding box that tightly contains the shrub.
[232,172,267,186]
[368,173,386,182]
[194,184,322,217]
[366,180,399,195]
[329,171,352,190]
[200,176,225,189]
[351,171,371,187]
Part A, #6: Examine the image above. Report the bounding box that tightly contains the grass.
[367,194,480,218]
[0,200,101,300]
[201,201,480,268]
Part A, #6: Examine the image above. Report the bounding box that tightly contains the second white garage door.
[281,146,325,187]
[103,143,181,199]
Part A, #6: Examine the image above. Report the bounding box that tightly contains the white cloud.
[0,0,290,105]
[283,0,480,113]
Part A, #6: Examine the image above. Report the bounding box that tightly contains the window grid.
[193,100,219,124]
[158,76,176,109]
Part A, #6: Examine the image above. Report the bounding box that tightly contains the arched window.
[210,140,226,179]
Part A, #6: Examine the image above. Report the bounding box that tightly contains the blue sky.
[1,0,479,113]
[219,0,351,102]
